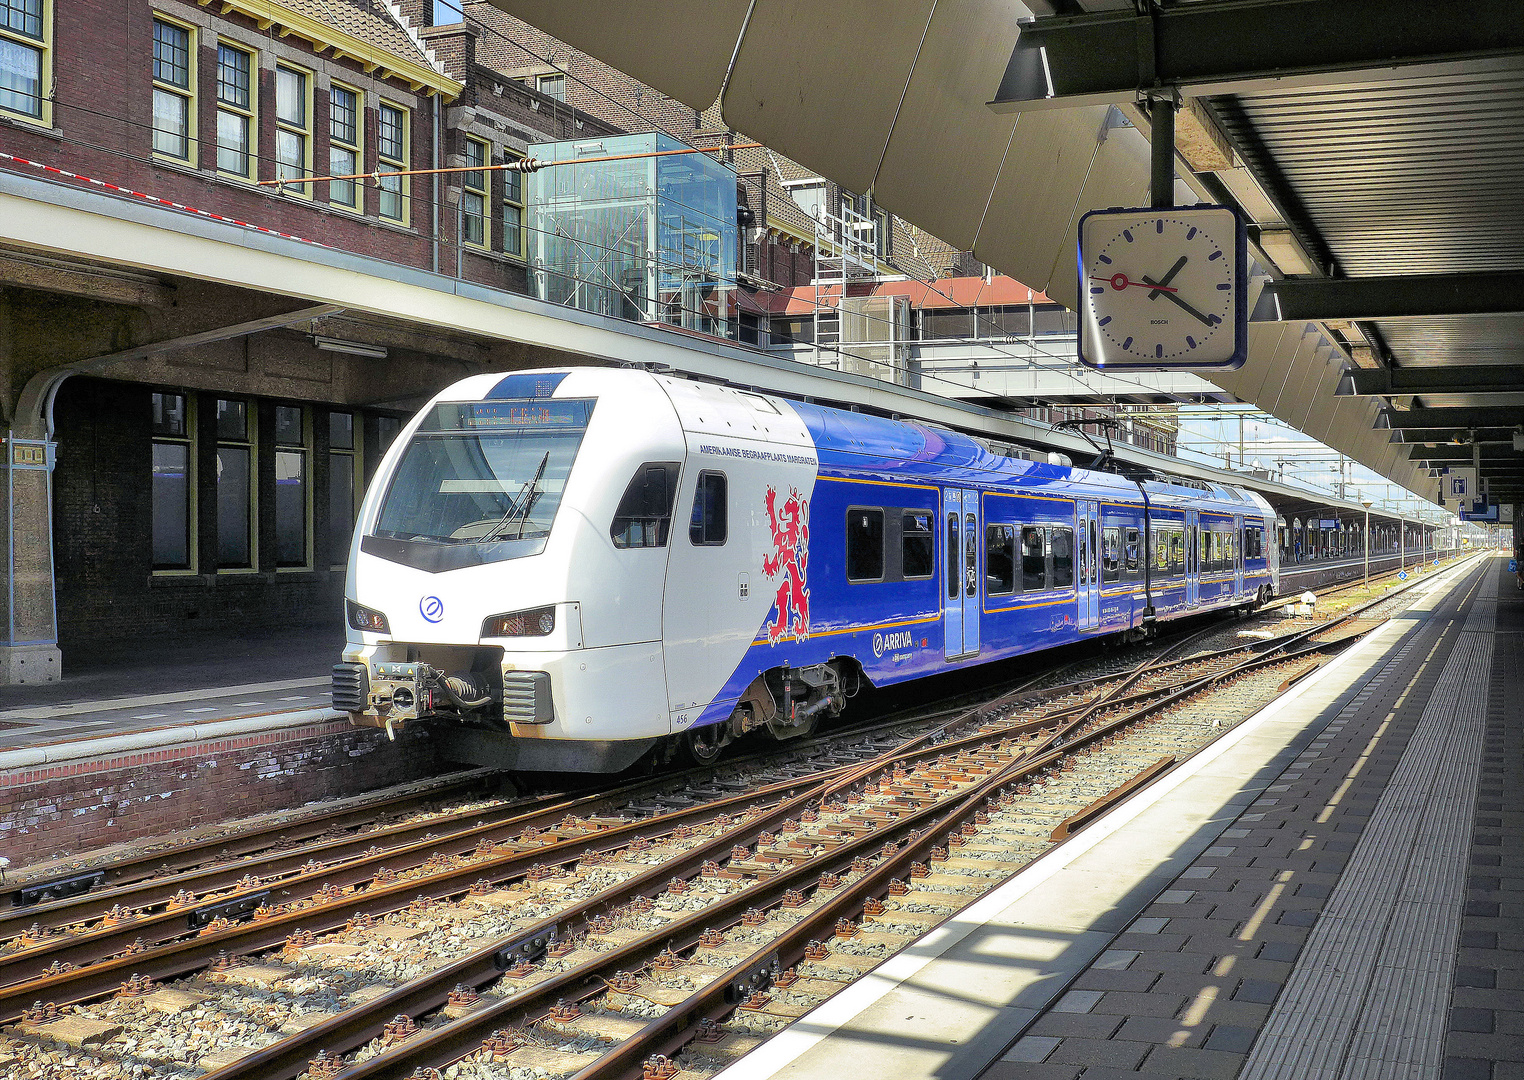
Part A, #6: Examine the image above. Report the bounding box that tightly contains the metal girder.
[1391,428,1519,446]
[1384,406,1524,430]
[1408,445,1523,461]
[1261,273,1524,324]
[1340,366,1524,398]
[993,0,1524,110]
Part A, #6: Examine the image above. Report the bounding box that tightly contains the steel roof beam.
[1339,364,1524,398]
[1261,273,1524,325]
[994,0,1524,110]
[1390,428,1520,446]
[1383,406,1524,430]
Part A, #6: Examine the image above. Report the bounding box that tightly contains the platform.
[718,553,1513,1080]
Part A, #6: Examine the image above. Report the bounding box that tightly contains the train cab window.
[611,461,680,548]
[688,471,727,546]
[1021,526,1046,591]
[1125,527,1140,576]
[1050,527,1074,588]
[902,512,934,579]
[847,508,885,581]
[986,524,1015,595]
[1102,527,1121,584]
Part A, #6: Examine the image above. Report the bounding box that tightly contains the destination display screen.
[422,399,595,432]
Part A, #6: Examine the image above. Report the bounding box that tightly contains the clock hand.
[1141,275,1216,326]
[1089,273,1176,293]
[1147,256,1188,299]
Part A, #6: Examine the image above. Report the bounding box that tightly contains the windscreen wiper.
[477,451,549,543]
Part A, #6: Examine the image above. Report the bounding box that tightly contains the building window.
[215,399,255,569]
[215,43,253,178]
[151,17,194,162]
[151,392,194,571]
[274,64,311,188]
[536,72,565,102]
[274,405,309,567]
[431,0,462,24]
[461,136,488,248]
[328,83,361,209]
[0,0,48,122]
[328,411,357,566]
[502,151,525,258]
[377,101,408,222]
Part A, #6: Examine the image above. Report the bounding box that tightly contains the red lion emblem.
[762,485,810,643]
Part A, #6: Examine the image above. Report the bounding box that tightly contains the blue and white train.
[332,368,1278,771]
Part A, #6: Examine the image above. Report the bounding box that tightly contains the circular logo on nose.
[419,596,444,623]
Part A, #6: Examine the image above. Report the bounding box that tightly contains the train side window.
[688,471,727,546]
[1050,527,1074,588]
[1021,526,1046,591]
[1102,527,1121,584]
[902,512,934,579]
[847,507,885,582]
[946,513,958,598]
[1125,527,1140,575]
[1169,529,1184,574]
[610,461,679,548]
[985,524,1015,595]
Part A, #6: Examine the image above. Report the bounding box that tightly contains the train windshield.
[371,399,594,556]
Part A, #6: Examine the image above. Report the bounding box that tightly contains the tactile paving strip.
[1240,571,1498,1080]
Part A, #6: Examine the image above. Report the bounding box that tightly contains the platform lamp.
[1361,498,1374,590]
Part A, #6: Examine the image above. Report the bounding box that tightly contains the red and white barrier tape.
[0,151,329,248]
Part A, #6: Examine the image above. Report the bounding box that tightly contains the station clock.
[1077,204,1248,371]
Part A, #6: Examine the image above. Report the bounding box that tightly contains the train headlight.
[347,599,390,634]
[482,606,555,638]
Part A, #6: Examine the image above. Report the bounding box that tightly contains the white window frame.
[502,148,525,260]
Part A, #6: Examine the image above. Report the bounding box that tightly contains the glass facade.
[528,132,738,339]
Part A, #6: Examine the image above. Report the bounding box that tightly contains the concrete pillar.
[1,432,60,683]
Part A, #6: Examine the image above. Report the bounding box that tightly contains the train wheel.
[683,723,732,766]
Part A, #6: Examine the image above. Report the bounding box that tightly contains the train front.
[332,369,682,772]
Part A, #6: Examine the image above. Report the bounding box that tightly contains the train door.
[943,488,980,659]
[943,491,963,660]
[1185,510,1200,607]
[1233,514,1245,597]
[1077,500,1101,630]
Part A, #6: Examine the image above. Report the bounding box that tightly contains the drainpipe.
[432,95,442,275]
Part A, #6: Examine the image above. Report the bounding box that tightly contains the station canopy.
[490,0,1524,509]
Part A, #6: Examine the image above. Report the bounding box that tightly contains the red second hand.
[1089,273,1177,293]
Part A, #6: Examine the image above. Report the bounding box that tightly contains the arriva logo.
[419,596,444,623]
[872,630,917,658]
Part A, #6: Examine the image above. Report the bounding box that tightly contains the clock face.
[1077,205,1247,370]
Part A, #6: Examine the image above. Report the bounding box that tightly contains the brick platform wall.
[0,720,437,869]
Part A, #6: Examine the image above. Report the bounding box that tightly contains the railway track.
[0,554,1481,1079]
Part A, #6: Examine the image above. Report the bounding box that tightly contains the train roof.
[788,399,1269,517]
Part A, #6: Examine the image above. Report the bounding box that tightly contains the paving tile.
[1442,1058,1494,1080]
[1232,978,1282,1004]
[1453,1008,1497,1034]
[1072,968,1161,993]
[1094,991,1188,1018]
[999,1035,1063,1062]
[981,1061,1081,1080]
[1029,1011,1125,1039]
[1114,1014,1203,1046]
[1204,1023,1259,1054]
[1128,917,1170,934]
[1050,990,1104,1013]
[1137,1044,1245,1080]
[1047,1037,1150,1070]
